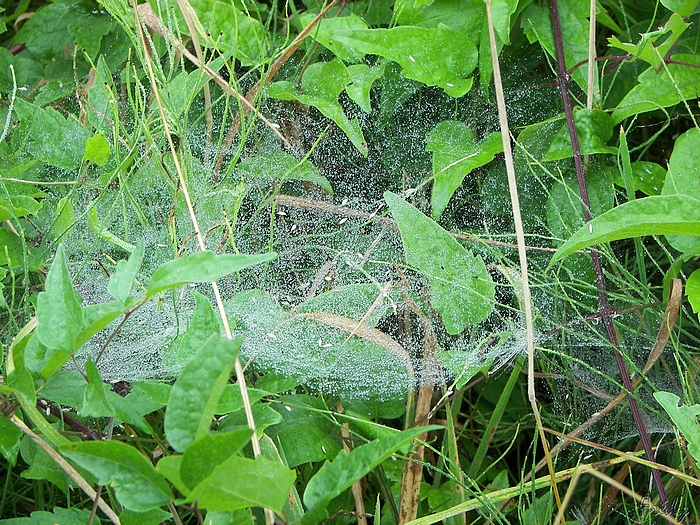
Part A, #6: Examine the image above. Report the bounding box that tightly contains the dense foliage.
[1,0,699,523]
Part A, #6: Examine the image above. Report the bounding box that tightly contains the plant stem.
[548,0,672,516]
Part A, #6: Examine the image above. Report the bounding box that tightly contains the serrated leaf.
[332,25,477,97]
[60,440,173,511]
[84,134,110,165]
[108,241,145,304]
[164,335,242,452]
[661,128,700,254]
[36,245,84,354]
[550,195,700,265]
[147,251,276,298]
[301,426,441,525]
[384,192,494,334]
[426,121,502,220]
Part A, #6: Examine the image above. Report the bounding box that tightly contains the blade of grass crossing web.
[484,0,564,516]
[129,3,271,522]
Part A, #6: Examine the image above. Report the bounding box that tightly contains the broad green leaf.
[346,64,386,113]
[1,507,92,524]
[8,346,36,405]
[0,416,22,466]
[36,245,84,354]
[267,59,367,156]
[612,54,700,124]
[120,507,172,525]
[550,195,700,265]
[84,134,110,165]
[300,12,368,62]
[687,269,700,320]
[612,161,666,196]
[204,509,255,525]
[215,385,267,415]
[661,0,699,16]
[185,455,296,512]
[81,359,116,418]
[0,228,23,268]
[425,121,502,220]
[88,206,136,253]
[266,395,342,468]
[0,195,42,221]
[180,429,254,490]
[608,14,689,70]
[155,455,189,496]
[13,98,91,170]
[384,192,495,334]
[53,196,75,239]
[60,440,173,512]
[332,25,477,97]
[542,109,618,161]
[108,240,145,304]
[147,251,277,297]
[217,403,282,434]
[73,300,125,350]
[165,291,221,367]
[394,0,483,35]
[662,128,700,254]
[654,391,700,468]
[41,370,86,408]
[301,426,441,525]
[20,434,71,492]
[164,335,242,452]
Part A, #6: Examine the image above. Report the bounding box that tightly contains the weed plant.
[0,0,699,524]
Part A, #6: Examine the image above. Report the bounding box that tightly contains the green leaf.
[301,426,441,525]
[550,195,700,265]
[84,134,110,165]
[0,228,24,268]
[120,507,172,525]
[180,429,254,490]
[384,192,495,334]
[0,417,22,466]
[164,291,222,367]
[654,391,700,469]
[13,98,91,170]
[267,59,367,156]
[81,358,116,418]
[60,440,173,512]
[147,251,277,298]
[332,25,477,97]
[687,269,700,321]
[612,161,666,196]
[36,245,84,354]
[300,12,368,62]
[155,455,189,496]
[425,121,502,220]
[612,54,700,124]
[108,241,145,305]
[164,335,242,452]
[1,507,92,524]
[542,110,618,161]
[266,395,342,468]
[608,14,689,70]
[0,195,42,221]
[661,0,699,17]
[346,64,386,113]
[661,128,700,254]
[186,455,296,513]
[53,196,75,239]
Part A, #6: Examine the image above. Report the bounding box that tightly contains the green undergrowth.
[1,0,699,523]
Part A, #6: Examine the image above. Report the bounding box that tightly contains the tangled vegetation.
[1,0,700,523]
